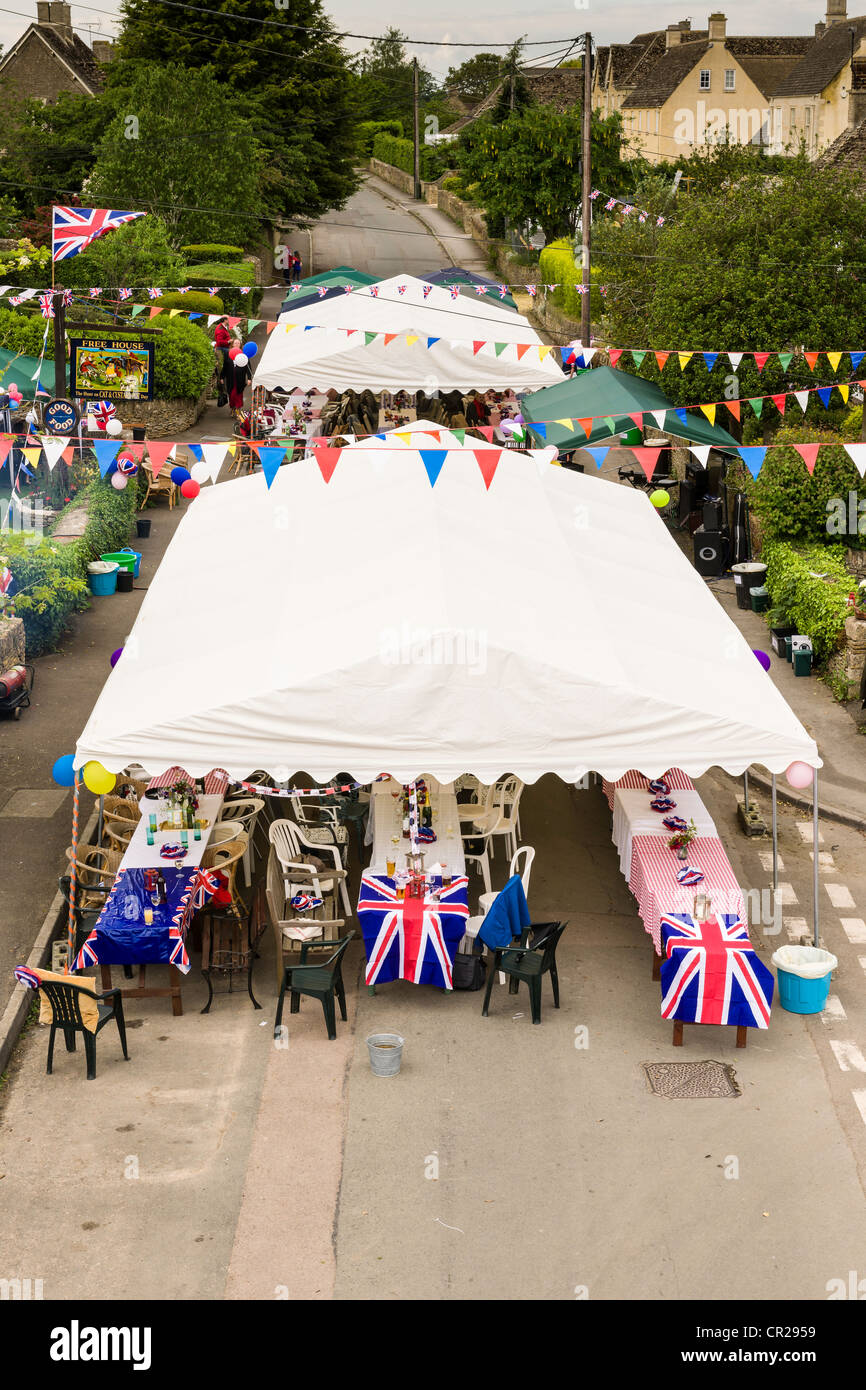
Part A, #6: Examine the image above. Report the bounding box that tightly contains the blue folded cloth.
[477,875,531,951]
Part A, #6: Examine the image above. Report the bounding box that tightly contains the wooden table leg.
[672,1020,684,1046]
[100,964,112,991]
[170,965,184,1017]
[651,947,661,981]
[736,1024,747,1048]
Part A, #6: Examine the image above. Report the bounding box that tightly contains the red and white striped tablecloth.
[627,835,746,954]
[146,767,231,795]
[602,767,695,812]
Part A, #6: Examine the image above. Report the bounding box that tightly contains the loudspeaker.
[693,526,727,577]
[703,496,724,530]
[678,476,696,524]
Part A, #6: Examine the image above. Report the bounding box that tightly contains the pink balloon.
[110,472,128,490]
[180,478,200,499]
[785,761,814,789]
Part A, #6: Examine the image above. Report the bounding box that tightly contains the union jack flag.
[659,913,774,1028]
[422,284,432,298]
[638,212,648,223]
[89,400,117,430]
[397,284,406,295]
[147,287,162,299]
[118,287,133,300]
[358,872,469,990]
[590,189,600,199]
[73,867,200,973]
[191,868,220,911]
[208,286,219,296]
[370,286,379,297]
[0,565,13,595]
[178,285,191,295]
[317,286,328,297]
[89,287,102,298]
[526,284,537,296]
[657,216,665,226]
[52,206,145,262]
[474,285,487,295]
[450,286,459,299]
[499,285,508,298]
[38,293,54,319]
[622,204,634,216]
[240,286,250,294]
[605,198,617,211]
[344,285,354,293]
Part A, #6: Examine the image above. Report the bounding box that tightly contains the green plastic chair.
[481,921,568,1025]
[274,931,355,1041]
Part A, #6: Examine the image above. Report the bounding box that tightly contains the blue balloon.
[170,465,191,485]
[243,341,258,358]
[52,754,77,787]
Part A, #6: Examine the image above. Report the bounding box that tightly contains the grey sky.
[0,1,839,72]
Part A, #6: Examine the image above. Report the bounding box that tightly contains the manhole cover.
[643,1060,740,1099]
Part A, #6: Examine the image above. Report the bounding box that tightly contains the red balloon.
[228,346,240,360]
[180,479,200,499]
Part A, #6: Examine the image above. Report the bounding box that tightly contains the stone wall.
[828,614,866,699]
[1,31,85,101]
[369,158,415,197]
[111,385,211,439]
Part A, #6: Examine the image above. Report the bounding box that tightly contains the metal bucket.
[366,1032,404,1076]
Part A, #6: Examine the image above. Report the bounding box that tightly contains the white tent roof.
[74,424,820,783]
[252,273,563,393]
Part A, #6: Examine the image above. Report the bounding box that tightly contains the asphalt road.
[310,175,475,280]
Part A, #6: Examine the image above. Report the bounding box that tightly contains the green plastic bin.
[100,551,136,575]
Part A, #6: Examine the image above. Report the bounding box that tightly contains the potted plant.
[846,580,866,621]
[667,818,698,860]
[768,575,797,655]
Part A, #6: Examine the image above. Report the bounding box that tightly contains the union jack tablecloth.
[602,767,695,812]
[627,835,746,954]
[73,866,215,974]
[358,872,469,990]
[146,767,230,795]
[660,913,774,1028]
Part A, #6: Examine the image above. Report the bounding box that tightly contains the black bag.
[452,951,486,991]
[217,389,228,407]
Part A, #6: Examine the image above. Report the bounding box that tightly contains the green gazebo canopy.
[522,365,739,453]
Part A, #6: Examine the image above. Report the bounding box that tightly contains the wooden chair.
[274,931,355,1041]
[201,832,249,916]
[140,463,177,509]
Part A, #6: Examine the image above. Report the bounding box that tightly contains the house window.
[638,111,643,131]
[699,69,711,90]
[724,69,736,91]
[790,107,796,127]
[655,110,660,134]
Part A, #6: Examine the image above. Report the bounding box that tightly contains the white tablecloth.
[366,779,466,877]
[612,788,718,879]
[119,793,226,870]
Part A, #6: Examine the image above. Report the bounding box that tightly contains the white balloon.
[190,460,210,483]
[234,352,248,367]
[110,471,128,489]
[25,410,37,424]
[106,418,124,436]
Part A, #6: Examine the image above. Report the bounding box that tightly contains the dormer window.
[724,69,736,91]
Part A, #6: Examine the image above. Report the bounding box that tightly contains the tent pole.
[771,774,778,892]
[97,793,104,848]
[812,768,820,948]
[743,769,749,813]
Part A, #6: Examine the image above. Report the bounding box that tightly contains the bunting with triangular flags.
[94,440,121,477]
[795,443,821,475]
[419,449,447,487]
[473,450,501,490]
[738,446,767,479]
[146,442,175,477]
[255,445,285,489]
[632,447,662,483]
[844,443,866,476]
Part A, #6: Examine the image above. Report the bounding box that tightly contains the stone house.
[771,2,866,158]
[0,2,112,105]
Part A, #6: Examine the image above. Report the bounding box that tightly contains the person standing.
[227,339,252,411]
[292,250,302,284]
[283,250,295,288]
[214,316,232,405]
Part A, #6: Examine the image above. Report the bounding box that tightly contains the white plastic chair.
[269,818,351,916]
[217,797,265,887]
[291,798,350,866]
[477,845,535,917]
[461,821,494,896]
[488,776,524,860]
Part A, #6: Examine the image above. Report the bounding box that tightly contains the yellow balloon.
[650,489,670,509]
[83,760,116,795]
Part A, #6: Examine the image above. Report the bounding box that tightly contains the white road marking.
[822,995,847,1021]
[778,882,798,906]
[853,1091,866,1128]
[829,1041,866,1073]
[797,822,824,845]
[809,851,836,872]
[758,850,784,872]
[841,918,866,944]
[785,917,808,942]
[826,884,857,910]
[859,956,866,974]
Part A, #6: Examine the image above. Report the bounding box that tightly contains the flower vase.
[676,846,688,860]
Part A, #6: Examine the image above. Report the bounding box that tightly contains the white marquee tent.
[252,274,564,394]
[74,425,820,786]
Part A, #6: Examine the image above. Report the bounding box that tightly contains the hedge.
[158,290,225,315]
[356,120,403,156]
[180,244,245,264]
[3,474,136,655]
[762,540,853,663]
[0,305,51,357]
[371,131,436,180]
[182,263,263,317]
[746,426,866,549]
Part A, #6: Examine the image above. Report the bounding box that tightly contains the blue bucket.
[88,563,118,597]
[776,969,831,1014]
[120,547,142,578]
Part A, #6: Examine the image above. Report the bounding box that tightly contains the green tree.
[88,63,262,248]
[115,0,358,223]
[0,89,121,221]
[491,41,532,124]
[444,53,503,105]
[594,152,866,435]
[459,105,631,244]
[61,216,185,302]
[351,27,438,132]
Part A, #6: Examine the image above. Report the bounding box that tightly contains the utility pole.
[510,71,515,112]
[412,57,421,200]
[580,33,592,347]
[52,287,66,399]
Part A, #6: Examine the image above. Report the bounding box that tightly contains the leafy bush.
[371,131,436,179]
[61,216,185,294]
[0,534,87,654]
[762,540,853,662]
[180,244,245,263]
[182,263,263,317]
[747,426,866,549]
[76,475,137,562]
[0,238,51,286]
[0,305,50,356]
[356,120,403,157]
[538,238,604,323]
[158,290,225,315]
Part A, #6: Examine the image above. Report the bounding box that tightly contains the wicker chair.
[64,845,122,909]
[201,833,249,916]
[104,821,135,854]
[141,462,177,509]
[217,797,265,886]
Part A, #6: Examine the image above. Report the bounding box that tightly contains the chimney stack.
[44,2,73,43]
[825,0,847,27]
[91,39,114,63]
[666,25,682,48]
[708,12,727,42]
[36,1,51,23]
